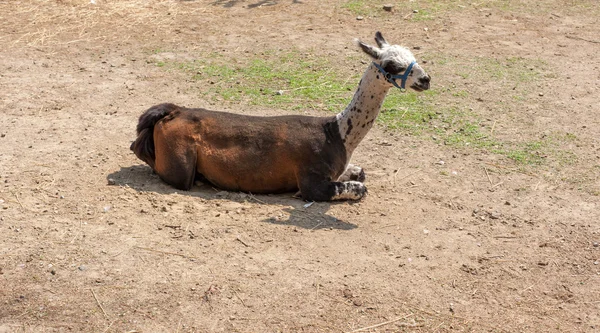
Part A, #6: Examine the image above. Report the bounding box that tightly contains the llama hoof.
[332,181,367,201]
[351,168,366,183]
[357,183,368,199]
[339,164,366,182]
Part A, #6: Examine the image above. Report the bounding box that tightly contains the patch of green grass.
[494,141,546,165]
[341,0,369,16]
[412,8,435,21]
[162,51,358,112]
[378,91,437,134]
[476,57,547,83]
[340,0,468,21]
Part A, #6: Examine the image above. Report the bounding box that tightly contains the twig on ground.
[102,320,116,333]
[248,192,267,204]
[394,169,420,186]
[309,220,324,231]
[566,35,600,44]
[236,236,250,247]
[490,120,497,135]
[234,290,248,307]
[12,192,25,209]
[346,314,413,333]
[90,288,109,319]
[134,246,198,259]
[483,166,493,186]
[392,169,400,185]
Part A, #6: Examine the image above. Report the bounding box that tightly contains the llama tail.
[130,103,180,169]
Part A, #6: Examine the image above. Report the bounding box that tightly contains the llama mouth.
[411,81,430,92]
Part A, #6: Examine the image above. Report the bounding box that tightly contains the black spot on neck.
[370,95,374,99]
[376,75,380,80]
[346,118,354,136]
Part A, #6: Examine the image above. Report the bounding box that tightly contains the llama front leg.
[299,174,367,201]
[337,164,366,182]
[330,181,367,200]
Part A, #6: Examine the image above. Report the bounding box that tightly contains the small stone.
[352,299,363,306]
[539,92,544,96]
[413,9,419,13]
[343,288,353,298]
[593,242,599,247]
[78,265,87,271]
[356,16,364,20]
[594,261,599,265]
[383,4,394,12]
[50,269,56,275]
[107,178,116,185]
[0,133,5,138]
[275,90,284,96]
[490,211,501,219]
[437,160,445,165]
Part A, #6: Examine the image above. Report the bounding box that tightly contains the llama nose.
[419,75,430,90]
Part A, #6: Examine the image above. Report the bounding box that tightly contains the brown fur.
[131,103,348,199]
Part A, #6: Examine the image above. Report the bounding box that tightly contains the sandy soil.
[1,0,599,332]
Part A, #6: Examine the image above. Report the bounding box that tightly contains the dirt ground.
[1,0,599,332]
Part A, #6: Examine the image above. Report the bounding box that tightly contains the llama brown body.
[132,104,349,199]
[131,32,430,201]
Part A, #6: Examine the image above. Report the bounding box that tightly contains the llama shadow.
[107,165,357,231]
[210,0,303,9]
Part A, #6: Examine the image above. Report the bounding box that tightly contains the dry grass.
[1,0,189,47]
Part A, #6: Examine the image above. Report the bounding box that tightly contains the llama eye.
[383,63,406,75]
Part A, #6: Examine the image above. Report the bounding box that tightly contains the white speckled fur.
[336,40,428,158]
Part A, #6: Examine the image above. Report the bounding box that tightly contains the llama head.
[357,32,430,92]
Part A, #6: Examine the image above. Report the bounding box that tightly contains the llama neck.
[335,63,391,155]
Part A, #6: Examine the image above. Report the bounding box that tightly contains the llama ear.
[374,31,389,48]
[356,39,381,60]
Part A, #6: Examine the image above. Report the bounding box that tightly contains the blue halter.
[372,61,417,90]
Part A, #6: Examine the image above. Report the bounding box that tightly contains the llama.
[130,32,430,201]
